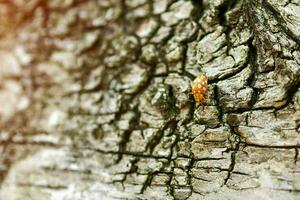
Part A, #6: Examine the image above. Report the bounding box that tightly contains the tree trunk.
[0,0,299,199]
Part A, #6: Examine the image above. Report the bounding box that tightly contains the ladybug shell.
[192,75,208,103]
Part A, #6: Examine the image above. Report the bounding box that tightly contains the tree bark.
[0,0,299,199]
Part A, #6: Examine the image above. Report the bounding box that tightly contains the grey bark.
[0,0,299,199]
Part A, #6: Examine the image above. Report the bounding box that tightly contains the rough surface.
[0,0,299,199]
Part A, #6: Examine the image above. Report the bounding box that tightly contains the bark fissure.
[0,0,299,199]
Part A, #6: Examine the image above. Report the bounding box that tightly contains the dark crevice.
[191,0,204,21]
[140,173,154,194]
[146,119,178,155]
[262,0,300,46]
[207,62,250,84]
[224,150,236,185]
[223,112,241,185]
[247,39,260,109]
[120,0,128,33]
[16,183,68,190]
[232,171,252,176]
[186,154,195,198]
[43,166,92,175]
[115,106,141,164]
[242,142,300,149]
[274,79,300,112]
[180,43,188,74]
[113,62,155,124]
[213,85,224,124]
[294,148,298,164]
[217,0,237,28]
[116,129,134,163]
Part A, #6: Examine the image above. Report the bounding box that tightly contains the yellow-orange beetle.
[192,74,208,103]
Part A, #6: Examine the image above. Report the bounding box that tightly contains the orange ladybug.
[192,74,208,103]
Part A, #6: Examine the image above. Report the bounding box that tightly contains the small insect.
[191,74,208,104]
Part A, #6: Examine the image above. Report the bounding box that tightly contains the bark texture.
[0,0,300,199]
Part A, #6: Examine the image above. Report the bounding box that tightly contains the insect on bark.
[191,74,208,104]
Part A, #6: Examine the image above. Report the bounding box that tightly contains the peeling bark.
[0,0,299,199]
